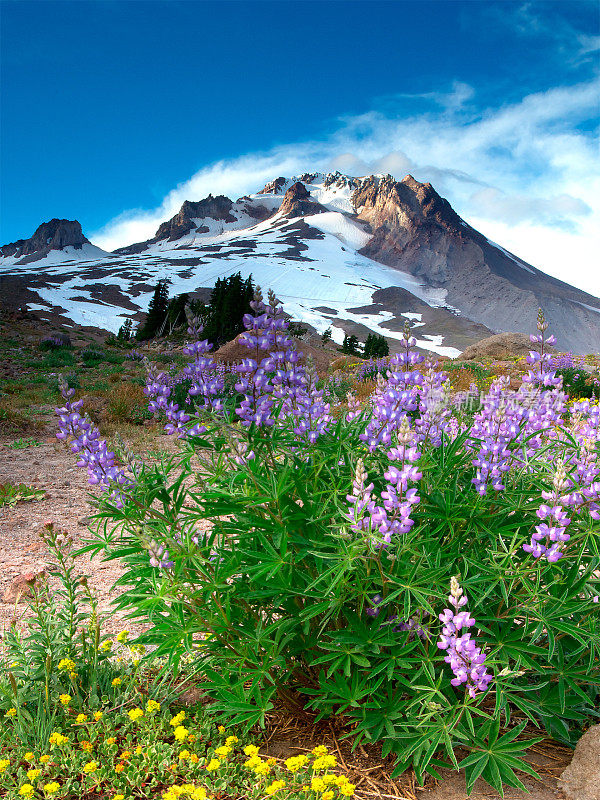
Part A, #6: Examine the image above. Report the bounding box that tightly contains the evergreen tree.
[137,280,170,340]
[321,328,332,344]
[167,293,190,332]
[202,272,254,347]
[117,318,133,341]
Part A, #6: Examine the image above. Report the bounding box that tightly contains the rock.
[558,725,600,800]
[1,219,89,263]
[2,570,46,603]
[278,181,327,218]
[457,333,554,362]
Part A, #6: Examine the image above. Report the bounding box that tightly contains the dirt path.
[0,432,149,638]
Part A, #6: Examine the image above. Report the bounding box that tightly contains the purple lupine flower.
[55,377,132,508]
[234,287,331,442]
[437,577,493,698]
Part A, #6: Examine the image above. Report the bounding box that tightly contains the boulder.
[558,725,600,800]
[456,333,554,362]
[2,570,46,604]
[214,334,336,375]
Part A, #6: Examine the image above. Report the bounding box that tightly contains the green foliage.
[117,317,133,341]
[341,334,360,356]
[199,273,254,348]
[137,280,171,341]
[557,366,598,399]
[363,334,389,358]
[79,411,600,794]
[0,483,45,508]
[321,328,332,344]
[288,322,308,339]
[6,438,41,450]
[81,348,105,365]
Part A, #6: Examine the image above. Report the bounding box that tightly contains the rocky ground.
[0,430,151,638]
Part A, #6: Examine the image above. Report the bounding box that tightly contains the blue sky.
[1,0,598,291]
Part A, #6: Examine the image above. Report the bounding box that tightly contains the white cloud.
[92,79,600,296]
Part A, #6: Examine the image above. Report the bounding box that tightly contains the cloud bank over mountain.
[92,79,599,296]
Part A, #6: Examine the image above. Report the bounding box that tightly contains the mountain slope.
[1,172,598,354]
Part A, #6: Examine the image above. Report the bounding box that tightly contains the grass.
[0,483,46,508]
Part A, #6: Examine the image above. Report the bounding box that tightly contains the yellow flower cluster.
[49,732,69,747]
[309,774,356,796]
[58,658,76,672]
[59,694,71,706]
[285,754,309,772]
[174,725,189,742]
[170,711,186,727]
[161,785,208,800]
[147,699,161,714]
[265,779,286,795]
[128,707,144,722]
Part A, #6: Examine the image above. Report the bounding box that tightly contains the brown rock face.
[558,725,600,800]
[1,219,89,262]
[153,196,236,242]
[258,176,288,195]
[457,332,555,361]
[352,173,600,354]
[278,182,327,218]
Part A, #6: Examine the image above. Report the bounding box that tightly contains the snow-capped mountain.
[1,172,599,354]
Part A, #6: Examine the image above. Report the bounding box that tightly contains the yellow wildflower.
[206,758,221,772]
[26,769,40,781]
[312,745,328,757]
[76,713,88,724]
[111,677,122,687]
[58,694,71,706]
[100,640,113,652]
[69,672,77,681]
[6,708,17,717]
[114,763,125,773]
[81,741,93,753]
[146,699,160,714]
[339,782,356,797]
[244,755,262,769]
[128,707,144,722]
[313,755,337,770]
[0,759,10,772]
[265,780,286,795]
[174,725,189,742]
[43,783,61,796]
[190,790,207,800]
[217,725,225,733]
[322,792,334,800]
[214,745,231,758]
[254,760,271,776]
[19,785,34,798]
[83,761,98,774]
[170,711,186,727]
[311,777,325,792]
[48,733,68,747]
[24,752,34,761]
[113,796,125,800]
[225,735,238,746]
[106,737,116,745]
[189,753,199,764]
[39,755,51,765]
[119,751,131,760]
[285,754,308,772]
[93,711,103,721]
[58,658,76,672]
[243,744,260,757]
[188,734,197,744]
[179,750,190,761]
[116,630,129,643]
[135,745,143,755]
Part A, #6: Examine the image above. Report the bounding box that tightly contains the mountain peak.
[0,218,90,263]
[278,181,328,217]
